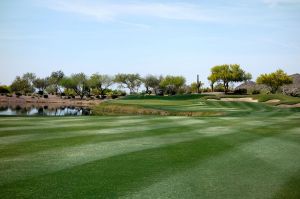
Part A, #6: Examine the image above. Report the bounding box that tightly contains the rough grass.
[93,94,300,116]
[1,96,300,198]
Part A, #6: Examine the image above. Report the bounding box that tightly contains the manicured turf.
[1,97,300,198]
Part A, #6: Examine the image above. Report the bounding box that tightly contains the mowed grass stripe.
[0,115,287,157]
[0,116,204,142]
[0,116,174,136]
[124,137,300,199]
[0,115,294,186]
[0,118,207,157]
[0,126,237,185]
[0,126,294,199]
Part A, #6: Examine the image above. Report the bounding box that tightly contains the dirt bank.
[0,95,104,108]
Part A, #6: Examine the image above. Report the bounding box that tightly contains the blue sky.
[0,0,300,86]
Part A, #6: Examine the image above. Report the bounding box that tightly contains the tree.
[207,74,218,92]
[159,75,186,95]
[22,73,36,86]
[49,70,64,94]
[61,73,89,99]
[143,75,162,94]
[10,76,33,94]
[89,73,114,96]
[209,64,251,93]
[114,73,142,94]
[191,82,204,93]
[256,69,292,93]
[33,78,50,92]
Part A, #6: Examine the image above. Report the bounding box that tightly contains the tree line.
[0,64,294,98]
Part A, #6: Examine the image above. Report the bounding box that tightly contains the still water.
[0,106,91,116]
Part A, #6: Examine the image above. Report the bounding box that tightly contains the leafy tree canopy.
[256,69,292,93]
[209,64,251,93]
[89,73,114,95]
[10,76,33,94]
[143,75,162,94]
[49,70,64,94]
[33,78,50,92]
[159,75,186,95]
[114,73,142,94]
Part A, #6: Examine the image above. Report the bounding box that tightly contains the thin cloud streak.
[44,1,218,23]
[263,0,300,5]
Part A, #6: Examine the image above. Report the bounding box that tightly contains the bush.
[234,88,247,95]
[252,90,260,95]
[0,86,10,94]
[111,94,118,99]
[202,87,211,93]
[214,84,225,92]
[15,92,22,97]
[156,89,164,96]
[120,91,126,96]
[43,94,48,98]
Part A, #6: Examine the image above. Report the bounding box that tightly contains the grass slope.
[1,96,300,198]
[92,94,300,116]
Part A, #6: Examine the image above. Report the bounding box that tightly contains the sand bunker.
[206,99,219,101]
[277,103,300,108]
[220,98,258,103]
[265,99,280,103]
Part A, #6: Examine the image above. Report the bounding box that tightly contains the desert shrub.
[15,92,22,97]
[234,88,247,95]
[111,94,118,99]
[252,90,260,95]
[156,89,164,96]
[202,87,211,93]
[120,91,126,96]
[43,94,48,98]
[214,83,225,92]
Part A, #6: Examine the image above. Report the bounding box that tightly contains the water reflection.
[0,105,91,116]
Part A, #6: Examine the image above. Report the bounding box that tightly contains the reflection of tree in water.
[0,105,91,116]
[37,107,44,115]
[0,106,8,111]
[15,105,29,115]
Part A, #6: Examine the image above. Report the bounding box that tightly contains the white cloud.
[263,0,300,6]
[44,0,216,23]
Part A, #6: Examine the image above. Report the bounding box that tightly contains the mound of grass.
[92,102,223,116]
[251,94,300,104]
[93,94,300,117]
[122,94,206,100]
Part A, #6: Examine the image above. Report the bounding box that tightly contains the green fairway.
[1,97,300,198]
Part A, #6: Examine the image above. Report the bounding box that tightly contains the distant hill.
[282,73,300,96]
[235,74,300,96]
[235,81,268,92]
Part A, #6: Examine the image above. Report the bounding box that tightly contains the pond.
[0,105,91,116]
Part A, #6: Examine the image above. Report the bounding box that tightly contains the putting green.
[0,98,300,198]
